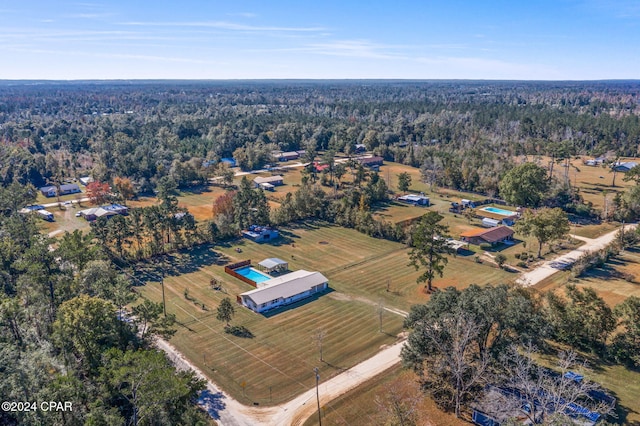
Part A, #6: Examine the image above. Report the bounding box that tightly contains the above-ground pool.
[234,266,272,284]
[479,206,517,216]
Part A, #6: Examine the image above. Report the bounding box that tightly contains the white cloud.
[119,20,326,32]
[226,12,258,18]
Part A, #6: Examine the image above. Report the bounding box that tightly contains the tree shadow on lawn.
[456,248,476,257]
[133,245,228,285]
[284,220,324,231]
[485,239,524,253]
[277,229,301,240]
[179,185,212,195]
[260,288,335,319]
[198,389,227,420]
[371,200,410,214]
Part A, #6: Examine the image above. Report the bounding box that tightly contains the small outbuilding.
[257,258,289,274]
[221,158,237,167]
[461,199,476,208]
[242,225,279,243]
[78,176,94,186]
[397,194,430,206]
[613,161,638,172]
[482,218,500,228]
[36,210,54,221]
[356,156,384,168]
[277,151,300,162]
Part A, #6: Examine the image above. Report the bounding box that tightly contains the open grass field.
[533,248,640,307]
[529,155,640,211]
[302,366,468,426]
[134,222,514,404]
[135,253,405,405]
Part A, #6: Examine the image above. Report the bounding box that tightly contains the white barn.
[238,270,328,313]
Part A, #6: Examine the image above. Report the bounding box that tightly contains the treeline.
[402,281,640,423]
[0,184,209,424]
[1,81,640,197]
[211,172,405,243]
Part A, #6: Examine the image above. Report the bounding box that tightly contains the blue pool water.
[480,206,516,216]
[235,266,271,283]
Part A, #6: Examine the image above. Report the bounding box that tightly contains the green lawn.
[134,222,514,403]
[138,275,404,405]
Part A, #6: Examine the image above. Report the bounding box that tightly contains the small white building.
[613,162,639,172]
[258,182,275,191]
[482,218,500,228]
[397,194,430,206]
[461,199,476,208]
[257,258,289,274]
[238,270,328,313]
[79,176,94,186]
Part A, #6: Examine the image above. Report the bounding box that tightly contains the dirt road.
[156,319,407,425]
[516,224,635,287]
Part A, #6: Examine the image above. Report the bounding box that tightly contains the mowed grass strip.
[215,222,403,274]
[328,249,515,312]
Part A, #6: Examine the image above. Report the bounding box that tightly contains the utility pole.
[159,257,167,317]
[314,367,322,426]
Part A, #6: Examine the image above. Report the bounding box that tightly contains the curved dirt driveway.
[516,224,635,287]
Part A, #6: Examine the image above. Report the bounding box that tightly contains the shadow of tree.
[132,244,228,285]
[260,288,334,318]
[198,390,227,420]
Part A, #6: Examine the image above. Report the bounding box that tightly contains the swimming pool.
[235,266,272,283]
[479,206,517,216]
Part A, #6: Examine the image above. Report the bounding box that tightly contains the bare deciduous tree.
[477,346,615,425]
[374,377,423,426]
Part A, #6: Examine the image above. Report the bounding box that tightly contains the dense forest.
[1,80,640,197]
[2,80,640,425]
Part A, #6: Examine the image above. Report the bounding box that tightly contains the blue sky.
[0,0,638,80]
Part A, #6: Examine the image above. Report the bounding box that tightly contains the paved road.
[516,224,635,287]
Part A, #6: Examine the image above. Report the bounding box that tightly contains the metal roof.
[254,175,284,184]
[460,226,514,243]
[240,270,328,305]
[258,258,288,269]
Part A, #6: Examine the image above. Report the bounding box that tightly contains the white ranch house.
[238,270,328,313]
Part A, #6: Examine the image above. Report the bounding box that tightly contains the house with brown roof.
[253,175,284,188]
[356,156,384,168]
[460,226,514,246]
